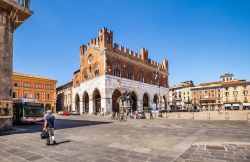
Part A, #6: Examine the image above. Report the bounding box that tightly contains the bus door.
[13,104,23,122]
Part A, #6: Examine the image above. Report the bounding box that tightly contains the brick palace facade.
[71,28,169,114]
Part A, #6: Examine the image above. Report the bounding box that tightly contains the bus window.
[24,105,44,117]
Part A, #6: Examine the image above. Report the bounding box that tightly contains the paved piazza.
[0,115,250,162]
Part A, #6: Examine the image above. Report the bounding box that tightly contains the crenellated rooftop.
[81,27,168,71]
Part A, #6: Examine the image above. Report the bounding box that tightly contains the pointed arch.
[162,95,167,110]
[113,64,121,77]
[112,89,122,112]
[153,94,159,110]
[143,92,150,110]
[93,88,101,114]
[131,91,138,111]
[93,62,100,77]
[75,93,80,113]
[83,91,89,113]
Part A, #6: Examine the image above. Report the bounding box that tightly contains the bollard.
[178,113,180,119]
[225,112,229,120]
[207,113,210,120]
[247,112,250,121]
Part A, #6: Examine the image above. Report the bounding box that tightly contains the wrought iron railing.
[15,0,30,9]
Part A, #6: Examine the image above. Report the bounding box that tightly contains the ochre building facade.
[56,81,73,112]
[12,72,57,113]
[191,74,250,111]
[72,28,169,114]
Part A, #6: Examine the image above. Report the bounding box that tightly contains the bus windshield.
[24,105,44,117]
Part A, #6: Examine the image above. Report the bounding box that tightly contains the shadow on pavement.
[44,140,71,146]
[54,140,71,145]
[0,119,113,136]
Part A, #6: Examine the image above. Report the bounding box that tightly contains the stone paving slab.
[176,144,250,162]
[0,116,250,161]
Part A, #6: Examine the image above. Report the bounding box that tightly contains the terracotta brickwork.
[73,27,169,88]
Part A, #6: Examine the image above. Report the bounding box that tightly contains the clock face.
[88,54,93,64]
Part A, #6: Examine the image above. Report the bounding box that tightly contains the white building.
[169,81,194,111]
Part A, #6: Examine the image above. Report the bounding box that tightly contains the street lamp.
[155,67,162,117]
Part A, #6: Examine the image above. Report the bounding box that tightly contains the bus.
[13,98,45,123]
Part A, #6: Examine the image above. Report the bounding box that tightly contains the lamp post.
[155,67,161,116]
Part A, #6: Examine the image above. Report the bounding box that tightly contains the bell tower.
[0,0,32,129]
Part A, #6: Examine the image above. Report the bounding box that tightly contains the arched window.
[127,73,134,80]
[88,54,93,64]
[83,68,88,81]
[114,69,121,77]
[95,69,99,76]
[139,76,144,83]
[113,65,121,77]
[93,62,100,77]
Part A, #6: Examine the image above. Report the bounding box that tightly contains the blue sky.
[14,0,250,87]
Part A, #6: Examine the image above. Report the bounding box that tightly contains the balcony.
[224,98,241,104]
[200,98,215,103]
[15,0,30,9]
[0,0,32,29]
[0,0,30,9]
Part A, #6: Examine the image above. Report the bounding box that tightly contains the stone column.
[79,100,83,114]
[72,101,76,111]
[101,98,107,114]
[89,100,94,113]
[89,95,94,113]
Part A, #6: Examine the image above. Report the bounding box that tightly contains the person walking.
[150,110,153,119]
[43,110,56,145]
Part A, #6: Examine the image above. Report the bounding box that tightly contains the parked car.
[62,111,70,116]
[71,111,80,115]
[57,111,63,115]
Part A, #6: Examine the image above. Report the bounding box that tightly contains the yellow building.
[221,74,250,110]
[12,72,57,113]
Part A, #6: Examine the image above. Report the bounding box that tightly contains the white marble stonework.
[72,75,169,114]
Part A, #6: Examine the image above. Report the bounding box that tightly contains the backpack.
[40,130,49,139]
